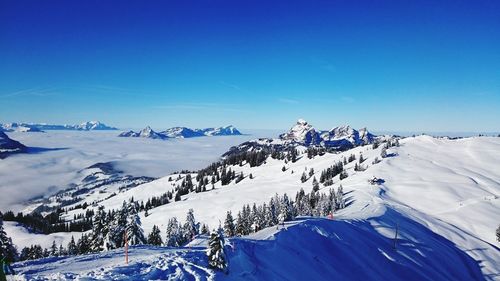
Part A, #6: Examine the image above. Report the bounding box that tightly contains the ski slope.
[13,214,487,281]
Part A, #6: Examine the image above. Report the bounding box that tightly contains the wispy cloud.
[153,103,253,113]
[1,87,60,98]
[278,98,300,104]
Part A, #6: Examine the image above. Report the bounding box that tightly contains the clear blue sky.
[1,0,499,132]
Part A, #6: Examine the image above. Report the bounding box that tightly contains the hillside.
[5,131,500,279]
[13,215,486,281]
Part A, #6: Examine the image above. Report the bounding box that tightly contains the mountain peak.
[297,118,308,126]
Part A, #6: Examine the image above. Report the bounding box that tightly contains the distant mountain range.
[224,119,377,156]
[0,131,27,158]
[279,119,375,149]
[118,125,242,139]
[0,121,117,132]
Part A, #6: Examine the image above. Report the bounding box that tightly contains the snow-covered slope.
[13,215,486,281]
[6,132,500,280]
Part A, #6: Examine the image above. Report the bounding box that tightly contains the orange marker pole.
[124,232,129,264]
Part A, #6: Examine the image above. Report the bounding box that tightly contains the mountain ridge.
[119,125,242,139]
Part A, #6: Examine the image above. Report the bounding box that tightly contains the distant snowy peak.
[162,127,204,138]
[75,121,117,131]
[119,125,242,139]
[0,123,44,133]
[230,119,376,153]
[279,119,322,145]
[139,126,167,139]
[200,125,242,136]
[0,121,117,131]
[0,131,27,158]
[321,125,376,148]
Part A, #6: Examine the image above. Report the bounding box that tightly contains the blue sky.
[1,0,499,132]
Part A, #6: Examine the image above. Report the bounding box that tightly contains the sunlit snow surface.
[4,134,500,280]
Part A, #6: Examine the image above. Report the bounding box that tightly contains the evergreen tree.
[337,185,345,209]
[77,234,92,254]
[0,213,18,261]
[165,217,182,247]
[58,244,66,256]
[201,224,210,234]
[497,225,500,242]
[125,203,146,245]
[90,206,108,252]
[147,225,163,246]
[381,147,387,158]
[206,228,227,272]
[67,236,78,255]
[183,209,199,243]
[301,171,308,183]
[235,212,245,236]
[223,211,236,237]
[50,240,58,256]
[312,177,320,192]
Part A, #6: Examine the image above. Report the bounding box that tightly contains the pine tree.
[77,234,92,254]
[223,211,236,237]
[147,225,163,246]
[201,224,209,234]
[165,217,182,247]
[496,225,500,242]
[67,236,78,255]
[312,177,320,192]
[125,203,146,245]
[183,209,199,243]
[90,206,108,252]
[301,171,308,183]
[58,244,66,256]
[50,240,58,256]
[0,213,18,261]
[206,228,227,272]
[337,185,345,209]
[235,212,245,236]
[381,147,387,158]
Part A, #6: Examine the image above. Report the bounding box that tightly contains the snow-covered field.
[0,130,262,212]
[3,134,500,280]
[12,216,487,281]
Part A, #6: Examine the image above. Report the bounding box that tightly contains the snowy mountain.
[0,122,44,132]
[225,119,376,156]
[280,119,376,149]
[0,131,27,158]
[162,127,204,138]
[74,121,117,131]
[3,128,499,280]
[279,118,322,145]
[119,125,242,139]
[199,125,242,136]
[0,121,117,131]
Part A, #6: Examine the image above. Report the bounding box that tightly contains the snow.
[3,222,83,250]
[13,216,487,281]
[0,131,257,212]
[3,131,500,280]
